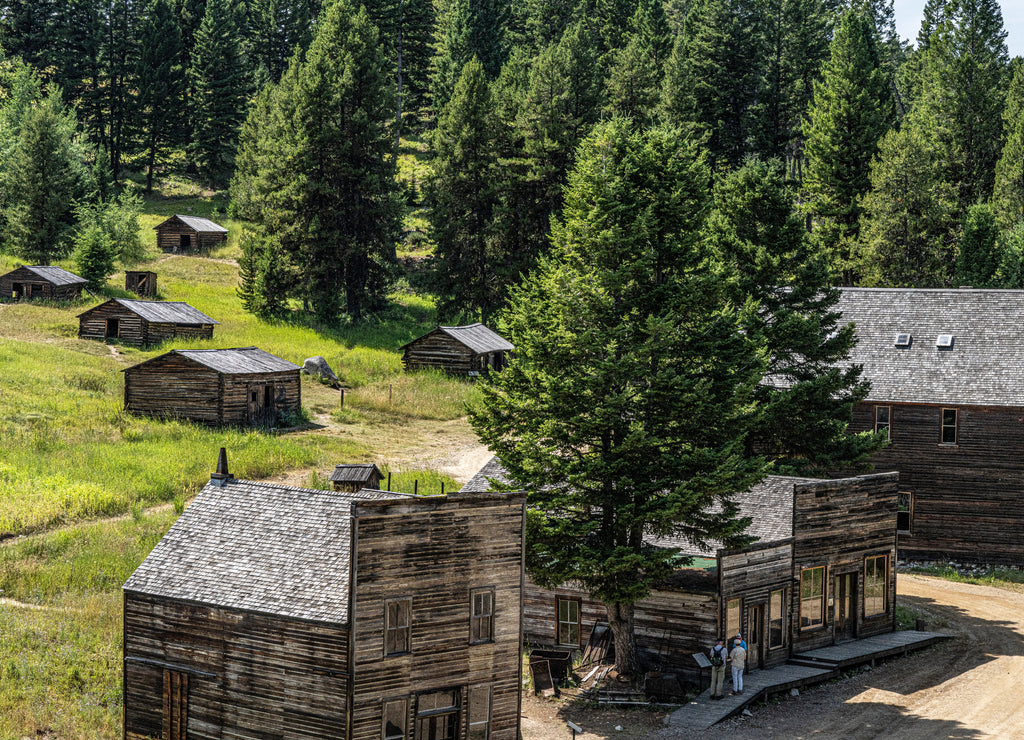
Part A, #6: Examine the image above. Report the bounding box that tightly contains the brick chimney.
[210,447,231,487]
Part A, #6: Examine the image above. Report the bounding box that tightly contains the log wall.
[157,221,227,253]
[0,267,83,301]
[124,592,349,740]
[221,371,300,425]
[126,271,157,297]
[124,356,222,424]
[852,402,1024,564]
[402,333,479,374]
[349,493,525,740]
[79,303,147,345]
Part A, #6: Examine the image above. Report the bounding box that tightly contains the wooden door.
[747,604,763,669]
[247,384,276,426]
[834,573,855,642]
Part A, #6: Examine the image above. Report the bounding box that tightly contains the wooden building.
[155,214,228,253]
[330,463,384,492]
[78,299,218,347]
[463,459,898,677]
[400,324,514,375]
[837,288,1024,564]
[122,455,526,740]
[0,265,87,301]
[125,271,157,297]
[123,347,300,426]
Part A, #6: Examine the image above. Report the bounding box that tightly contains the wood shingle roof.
[78,299,218,325]
[329,463,383,484]
[157,214,228,233]
[19,265,88,286]
[133,347,300,374]
[400,324,514,354]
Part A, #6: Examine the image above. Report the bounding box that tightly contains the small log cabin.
[0,265,87,301]
[155,214,228,253]
[78,299,218,347]
[123,347,300,427]
[125,271,157,297]
[330,463,384,492]
[463,459,898,678]
[400,324,514,375]
[837,287,1024,565]
[122,455,526,740]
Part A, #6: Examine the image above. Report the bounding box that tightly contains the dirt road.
[523,574,1024,739]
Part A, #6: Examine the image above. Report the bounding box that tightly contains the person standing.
[709,637,728,699]
[730,639,747,695]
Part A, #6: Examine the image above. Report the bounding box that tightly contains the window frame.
[874,405,891,440]
[385,598,412,657]
[415,688,460,740]
[941,408,958,445]
[799,566,826,631]
[725,597,742,640]
[864,555,888,618]
[768,589,786,649]
[467,685,492,740]
[556,596,581,647]
[382,698,408,740]
[897,491,913,534]
[470,587,495,644]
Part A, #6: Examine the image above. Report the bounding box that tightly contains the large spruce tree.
[993,61,1024,228]
[136,0,186,192]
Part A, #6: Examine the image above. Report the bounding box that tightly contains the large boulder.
[302,356,339,385]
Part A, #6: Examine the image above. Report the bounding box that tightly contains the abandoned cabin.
[400,324,514,375]
[123,347,300,426]
[77,299,218,347]
[0,265,87,301]
[125,271,157,297]
[330,463,384,492]
[122,452,525,740]
[837,287,1024,565]
[463,459,898,678]
[155,214,228,253]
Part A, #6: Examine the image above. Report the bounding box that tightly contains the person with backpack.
[709,637,728,699]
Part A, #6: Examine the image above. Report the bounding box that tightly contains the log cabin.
[122,452,526,740]
[400,324,514,375]
[330,463,384,492]
[78,299,218,347]
[0,265,87,301]
[125,271,157,297]
[123,347,300,427]
[155,214,228,253]
[463,459,898,677]
[836,287,1024,564]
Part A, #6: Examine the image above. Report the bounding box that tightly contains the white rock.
[790,688,800,697]
[742,709,753,717]
[302,356,339,383]
[615,726,623,731]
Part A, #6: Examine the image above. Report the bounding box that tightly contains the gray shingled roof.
[401,324,514,354]
[329,463,383,484]
[79,299,218,325]
[460,456,511,492]
[161,214,228,233]
[123,479,409,622]
[837,288,1024,407]
[21,265,87,286]
[172,347,299,374]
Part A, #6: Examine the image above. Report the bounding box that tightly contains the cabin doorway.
[246,383,276,426]
[179,234,191,252]
[747,604,763,669]
[834,573,856,642]
[105,318,119,339]
[11,282,23,299]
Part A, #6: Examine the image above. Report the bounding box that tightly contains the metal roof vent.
[894,333,912,347]
[936,334,954,349]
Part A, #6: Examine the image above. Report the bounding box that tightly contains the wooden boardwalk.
[663,630,951,731]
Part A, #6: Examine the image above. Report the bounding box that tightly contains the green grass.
[903,564,1024,589]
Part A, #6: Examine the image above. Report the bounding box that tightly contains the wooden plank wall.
[349,494,525,740]
[157,222,227,253]
[720,541,793,668]
[852,402,1024,564]
[791,474,898,653]
[221,371,300,425]
[126,272,157,297]
[145,322,215,346]
[124,357,221,424]
[124,592,350,740]
[0,267,82,301]
[79,303,146,345]
[402,333,478,374]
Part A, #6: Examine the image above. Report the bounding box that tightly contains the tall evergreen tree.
[429,0,508,114]
[102,0,144,181]
[993,61,1024,228]
[137,0,187,192]
[189,0,249,188]
[247,0,321,84]
[956,202,1001,287]
[604,0,671,124]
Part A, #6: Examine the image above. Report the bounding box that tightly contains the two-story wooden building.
[837,288,1024,564]
[463,459,898,676]
[78,299,218,347]
[122,454,525,740]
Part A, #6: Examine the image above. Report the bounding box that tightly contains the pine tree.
[802,9,892,284]
[604,1,671,125]
[103,0,144,181]
[470,119,768,676]
[137,0,187,192]
[73,221,117,290]
[993,61,1024,228]
[363,0,434,136]
[429,0,508,114]
[247,0,321,83]
[189,0,249,189]
[956,202,1001,287]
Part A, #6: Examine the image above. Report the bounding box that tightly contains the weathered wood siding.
[791,474,898,653]
[124,355,221,424]
[402,332,478,374]
[720,541,794,668]
[124,592,349,740]
[144,322,215,346]
[523,580,607,649]
[349,493,525,740]
[221,371,300,425]
[0,267,83,301]
[157,221,227,253]
[79,303,147,345]
[126,271,157,296]
[852,402,1024,564]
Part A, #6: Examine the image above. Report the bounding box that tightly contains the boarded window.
[468,685,491,740]
[941,408,958,444]
[383,698,407,740]
[470,588,494,644]
[415,689,460,740]
[864,555,888,617]
[726,598,741,639]
[386,598,411,655]
[800,567,825,629]
[768,589,785,649]
[897,492,913,533]
[875,406,890,439]
[162,669,188,740]
[556,597,580,647]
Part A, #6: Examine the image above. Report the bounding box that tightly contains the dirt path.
[523,575,1024,739]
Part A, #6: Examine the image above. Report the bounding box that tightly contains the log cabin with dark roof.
[330,463,384,492]
[836,287,1024,565]
[400,324,514,375]
[463,459,898,678]
[0,265,88,301]
[123,347,300,427]
[125,271,157,297]
[122,453,526,740]
[78,299,218,347]
[155,214,228,253]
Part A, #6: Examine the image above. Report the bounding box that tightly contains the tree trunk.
[605,601,641,676]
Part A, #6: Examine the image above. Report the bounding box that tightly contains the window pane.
[768,590,784,649]
[726,598,741,638]
[864,556,887,616]
[468,686,491,740]
[800,568,824,628]
[876,406,889,424]
[384,700,407,740]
